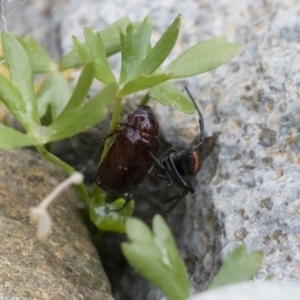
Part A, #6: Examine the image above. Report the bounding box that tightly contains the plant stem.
[36,144,90,207]
[140,92,150,106]
[92,95,123,196]
[99,95,123,164]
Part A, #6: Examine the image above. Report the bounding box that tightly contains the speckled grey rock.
[189,281,300,300]
[3,0,300,299]
[1,0,69,60]
[0,149,113,300]
[178,0,300,286]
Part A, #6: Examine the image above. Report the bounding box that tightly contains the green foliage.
[138,15,181,75]
[149,81,195,113]
[166,37,240,78]
[122,215,190,300]
[209,245,264,289]
[59,16,131,71]
[122,217,264,298]
[90,189,134,233]
[0,124,39,150]
[120,17,152,84]
[0,15,240,232]
[37,72,72,119]
[17,35,56,73]
[2,32,40,132]
[84,28,116,84]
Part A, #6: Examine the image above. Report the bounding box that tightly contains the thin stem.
[140,92,150,106]
[36,144,90,207]
[92,96,123,196]
[99,96,123,164]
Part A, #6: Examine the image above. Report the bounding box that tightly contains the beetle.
[94,105,160,207]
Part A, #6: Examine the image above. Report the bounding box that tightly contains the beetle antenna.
[184,86,204,150]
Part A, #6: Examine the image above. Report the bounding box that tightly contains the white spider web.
[1,0,27,32]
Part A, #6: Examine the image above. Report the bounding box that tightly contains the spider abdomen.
[173,149,201,176]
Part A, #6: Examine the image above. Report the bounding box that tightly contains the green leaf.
[37,64,94,120]
[84,28,116,84]
[209,245,264,290]
[166,38,241,78]
[59,50,82,71]
[125,215,153,243]
[0,71,36,131]
[122,215,190,300]
[90,193,134,233]
[118,73,172,97]
[17,35,56,73]
[2,32,40,130]
[100,16,131,56]
[139,15,181,75]
[72,36,92,64]
[37,72,72,119]
[0,125,39,150]
[59,63,94,114]
[43,83,118,142]
[59,17,131,71]
[149,81,196,113]
[119,17,152,84]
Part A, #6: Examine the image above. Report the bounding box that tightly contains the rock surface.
[2,0,300,299]
[189,281,300,300]
[0,149,113,300]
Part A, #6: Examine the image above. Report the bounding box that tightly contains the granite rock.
[0,149,113,300]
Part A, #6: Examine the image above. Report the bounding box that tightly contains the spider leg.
[177,158,195,193]
[168,154,193,190]
[184,86,205,150]
[133,166,174,195]
[159,147,178,157]
[164,189,189,213]
[119,189,188,214]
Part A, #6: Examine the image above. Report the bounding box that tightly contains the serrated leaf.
[122,215,190,300]
[209,245,264,290]
[149,81,196,113]
[0,125,39,150]
[166,38,241,78]
[2,32,40,131]
[100,15,131,56]
[59,63,94,115]
[72,36,92,64]
[43,83,118,142]
[119,17,152,84]
[118,73,172,97]
[84,28,116,84]
[59,50,82,71]
[0,71,36,131]
[139,15,181,75]
[37,72,72,119]
[59,17,131,71]
[90,193,134,233]
[37,63,94,120]
[17,35,56,73]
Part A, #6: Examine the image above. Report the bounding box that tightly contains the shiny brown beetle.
[95,106,159,198]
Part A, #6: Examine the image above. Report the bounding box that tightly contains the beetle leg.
[93,130,123,158]
[106,193,133,213]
